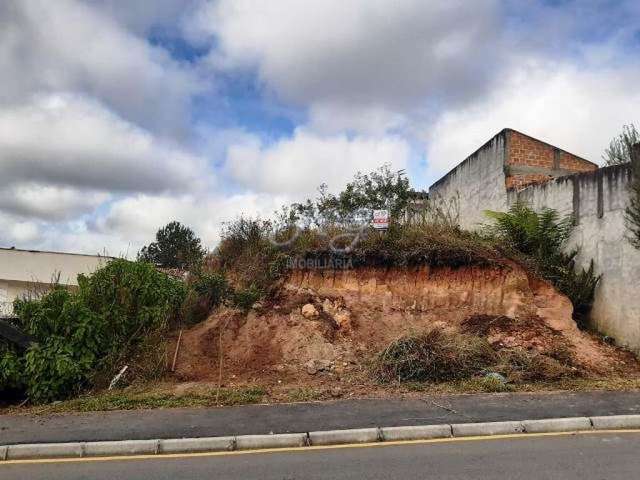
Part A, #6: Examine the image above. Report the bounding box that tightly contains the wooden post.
[171,329,183,372]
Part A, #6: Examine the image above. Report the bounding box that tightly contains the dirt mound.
[173,265,639,385]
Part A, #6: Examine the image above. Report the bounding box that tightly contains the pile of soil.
[172,264,640,390]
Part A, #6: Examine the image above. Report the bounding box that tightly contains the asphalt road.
[3,390,640,445]
[2,432,639,480]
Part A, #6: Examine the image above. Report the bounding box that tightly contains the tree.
[287,164,414,227]
[138,221,206,269]
[603,124,639,165]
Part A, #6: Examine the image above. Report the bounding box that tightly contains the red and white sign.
[372,209,389,229]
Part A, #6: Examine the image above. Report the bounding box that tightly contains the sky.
[0,0,639,256]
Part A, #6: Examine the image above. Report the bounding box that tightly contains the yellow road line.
[3,429,640,466]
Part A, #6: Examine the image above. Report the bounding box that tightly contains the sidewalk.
[1,390,639,445]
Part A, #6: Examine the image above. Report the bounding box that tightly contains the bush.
[182,272,231,324]
[4,259,186,403]
[375,326,579,386]
[485,203,600,326]
[375,329,496,383]
[231,285,262,311]
[214,217,288,294]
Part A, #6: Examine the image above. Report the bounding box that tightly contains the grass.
[396,376,640,395]
[375,329,497,383]
[286,387,324,402]
[375,326,579,386]
[3,377,640,415]
[12,386,266,415]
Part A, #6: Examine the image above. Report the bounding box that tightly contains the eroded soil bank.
[172,264,639,394]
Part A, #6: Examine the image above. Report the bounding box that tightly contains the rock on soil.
[172,265,640,386]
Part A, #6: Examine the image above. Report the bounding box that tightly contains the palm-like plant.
[485,203,600,327]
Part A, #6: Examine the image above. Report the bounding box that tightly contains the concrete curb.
[2,415,639,461]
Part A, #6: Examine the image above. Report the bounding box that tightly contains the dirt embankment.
[173,264,639,387]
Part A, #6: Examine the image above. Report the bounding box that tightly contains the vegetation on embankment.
[0,166,610,408]
[0,259,187,404]
[485,203,600,326]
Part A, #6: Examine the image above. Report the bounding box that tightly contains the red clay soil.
[172,265,640,388]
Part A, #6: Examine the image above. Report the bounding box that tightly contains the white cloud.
[425,59,640,181]
[0,0,202,136]
[0,213,40,246]
[0,93,208,194]
[0,183,109,221]
[89,192,288,253]
[224,129,411,195]
[195,0,504,133]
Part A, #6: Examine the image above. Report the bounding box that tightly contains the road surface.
[2,431,639,479]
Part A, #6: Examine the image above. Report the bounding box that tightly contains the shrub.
[0,343,24,392]
[375,329,496,383]
[5,259,186,403]
[485,203,600,326]
[214,217,287,294]
[232,285,262,311]
[182,272,231,324]
[374,333,578,386]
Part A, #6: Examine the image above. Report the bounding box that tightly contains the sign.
[372,209,389,229]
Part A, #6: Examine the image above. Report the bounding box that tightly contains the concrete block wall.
[429,130,508,229]
[509,165,640,350]
[429,131,640,351]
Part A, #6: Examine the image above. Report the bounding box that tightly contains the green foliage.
[0,343,23,391]
[287,164,413,227]
[138,221,206,269]
[485,203,573,258]
[603,124,639,166]
[213,217,288,296]
[182,272,231,324]
[77,259,186,344]
[485,203,600,326]
[4,259,186,404]
[231,285,262,311]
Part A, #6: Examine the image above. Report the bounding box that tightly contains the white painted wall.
[429,130,508,229]
[429,136,640,351]
[0,248,109,315]
[510,166,640,351]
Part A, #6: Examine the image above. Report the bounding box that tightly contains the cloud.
[224,129,411,195]
[425,59,640,181]
[0,183,109,221]
[0,0,202,137]
[0,212,40,246]
[88,191,289,252]
[195,0,505,132]
[0,93,208,195]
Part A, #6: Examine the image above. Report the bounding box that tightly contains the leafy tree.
[287,164,414,227]
[603,124,639,166]
[139,221,206,269]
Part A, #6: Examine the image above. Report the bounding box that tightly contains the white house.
[0,247,111,316]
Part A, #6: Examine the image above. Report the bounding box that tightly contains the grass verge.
[10,386,266,415]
